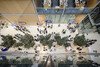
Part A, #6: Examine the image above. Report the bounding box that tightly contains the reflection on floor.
[0,54,100,67]
[75,14,86,24]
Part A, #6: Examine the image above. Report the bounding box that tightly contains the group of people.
[86,39,97,47]
[35,0,87,8]
[37,27,48,34]
[0,20,8,29]
[37,23,54,35]
[13,25,30,33]
[67,23,78,33]
[34,45,41,54]
[75,0,87,6]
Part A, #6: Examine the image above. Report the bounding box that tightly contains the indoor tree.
[21,58,33,64]
[74,35,87,47]
[0,35,16,48]
[13,42,24,48]
[39,34,53,48]
[61,37,70,47]
[14,33,35,49]
[9,59,20,64]
[47,40,54,48]
[54,34,69,47]
[77,60,93,67]
[39,35,47,46]
[54,34,62,46]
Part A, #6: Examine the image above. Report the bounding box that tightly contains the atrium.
[0,0,100,67]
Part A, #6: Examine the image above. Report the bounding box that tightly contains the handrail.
[79,1,100,24]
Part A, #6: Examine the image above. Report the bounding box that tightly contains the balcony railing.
[36,7,91,14]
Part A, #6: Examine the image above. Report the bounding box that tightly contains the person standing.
[34,0,44,7]
[75,0,80,7]
[51,0,60,8]
[67,0,76,7]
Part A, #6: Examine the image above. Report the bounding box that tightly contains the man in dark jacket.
[34,0,44,7]
[67,0,76,7]
[51,0,60,7]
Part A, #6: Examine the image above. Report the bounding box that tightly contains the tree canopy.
[39,34,53,48]
[54,34,69,47]
[74,35,87,46]
[1,35,16,48]
[14,34,35,48]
